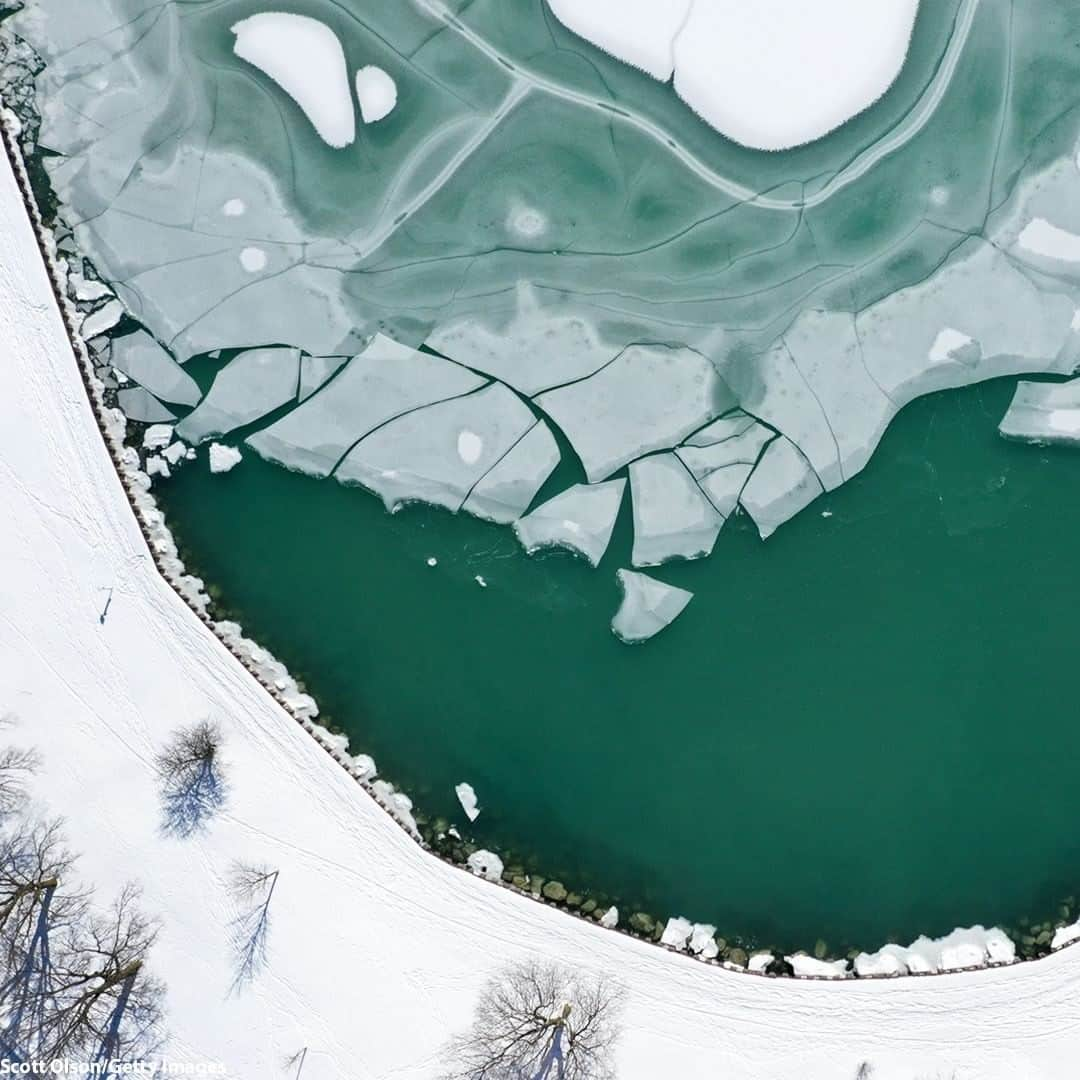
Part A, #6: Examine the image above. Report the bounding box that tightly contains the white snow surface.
[232,14,355,148]
[548,0,919,150]
[3,132,1080,1080]
[355,66,398,124]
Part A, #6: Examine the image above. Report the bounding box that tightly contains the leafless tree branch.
[155,720,228,837]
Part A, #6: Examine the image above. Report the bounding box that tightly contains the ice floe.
[455,782,480,822]
[628,454,723,566]
[462,421,561,525]
[116,387,175,424]
[739,437,824,540]
[535,344,734,482]
[80,298,124,339]
[247,335,482,478]
[232,14,355,148]
[355,66,398,124]
[177,347,301,445]
[514,480,625,566]
[209,443,243,474]
[142,424,173,450]
[466,850,504,882]
[611,569,693,644]
[335,383,535,513]
[998,377,1080,445]
[110,330,201,408]
[297,354,348,403]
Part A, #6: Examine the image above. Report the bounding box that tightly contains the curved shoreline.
[4,98,1080,986]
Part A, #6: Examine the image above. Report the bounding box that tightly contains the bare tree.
[0,746,38,820]
[0,821,164,1063]
[856,1065,874,1080]
[227,861,278,988]
[443,960,623,1080]
[283,1047,308,1078]
[155,720,228,837]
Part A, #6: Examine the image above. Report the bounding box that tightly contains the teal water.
[156,375,1080,951]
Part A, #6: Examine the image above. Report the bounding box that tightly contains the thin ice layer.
[739,437,824,539]
[177,347,301,445]
[628,454,723,567]
[535,344,734,482]
[998,378,1080,445]
[110,330,201,407]
[334,384,536,513]
[611,569,693,644]
[514,480,625,566]
[247,335,484,478]
[462,421,561,524]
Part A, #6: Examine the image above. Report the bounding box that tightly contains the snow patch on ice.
[239,246,267,273]
[1017,217,1080,262]
[929,327,975,365]
[232,13,355,148]
[355,66,398,124]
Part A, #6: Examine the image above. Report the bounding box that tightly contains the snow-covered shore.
[2,111,1080,1080]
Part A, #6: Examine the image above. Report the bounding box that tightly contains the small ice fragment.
[350,754,376,781]
[222,199,246,217]
[209,443,243,474]
[474,575,487,588]
[599,906,619,929]
[447,825,461,840]
[747,953,773,973]
[688,924,719,960]
[821,510,833,518]
[787,955,848,978]
[143,424,173,450]
[162,441,188,466]
[145,455,170,479]
[455,782,480,822]
[355,65,398,124]
[240,247,268,273]
[611,569,693,645]
[427,557,438,567]
[466,850,504,882]
[232,13,355,147]
[660,917,693,950]
[69,272,113,303]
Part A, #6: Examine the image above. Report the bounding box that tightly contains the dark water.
[156,375,1080,951]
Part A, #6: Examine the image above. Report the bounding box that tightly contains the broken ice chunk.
[247,335,483,478]
[689,924,719,960]
[536,344,734,483]
[998,377,1080,444]
[514,480,625,566]
[462,421,561,525]
[142,424,173,450]
[145,455,170,480]
[116,387,175,424]
[335,383,535,513]
[355,66,398,124]
[80,299,124,339]
[599,906,619,929]
[111,330,201,407]
[455,782,480,822]
[787,955,848,978]
[739,437,824,539]
[660,917,693,949]
[466,850,503,882]
[231,14,355,148]
[209,443,243,474]
[610,569,693,644]
[677,422,774,481]
[628,454,723,567]
[177,346,301,444]
[297,354,348,402]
